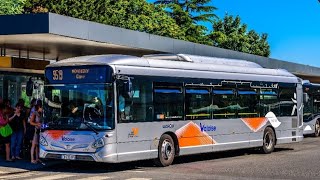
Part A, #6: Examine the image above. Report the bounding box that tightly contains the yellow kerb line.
[238,113,258,115]
[213,113,236,116]
[186,114,210,117]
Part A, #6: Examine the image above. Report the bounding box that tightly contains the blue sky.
[149,0,320,67]
[211,0,320,67]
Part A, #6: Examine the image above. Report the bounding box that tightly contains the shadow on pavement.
[0,154,61,175]
[14,147,293,174]
[273,147,294,152]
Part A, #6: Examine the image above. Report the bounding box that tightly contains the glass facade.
[0,72,44,108]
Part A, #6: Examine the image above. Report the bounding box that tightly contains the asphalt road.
[1,136,320,180]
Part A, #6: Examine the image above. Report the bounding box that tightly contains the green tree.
[154,0,217,24]
[24,0,185,39]
[209,14,270,57]
[154,0,217,44]
[0,0,25,15]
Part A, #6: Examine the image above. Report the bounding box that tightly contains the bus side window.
[279,85,296,116]
[118,78,153,123]
[153,82,184,121]
[130,79,153,122]
[185,87,211,120]
[259,89,279,117]
[212,88,236,119]
[237,88,259,118]
[117,80,132,122]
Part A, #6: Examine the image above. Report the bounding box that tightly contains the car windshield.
[43,84,114,130]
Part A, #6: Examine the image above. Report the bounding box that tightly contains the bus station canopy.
[0,13,320,82]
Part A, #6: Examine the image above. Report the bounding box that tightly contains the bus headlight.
[40,136,48,146]
[92,138,105,149]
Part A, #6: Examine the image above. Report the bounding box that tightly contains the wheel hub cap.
[264,132,273,149]
[161,140,173,160]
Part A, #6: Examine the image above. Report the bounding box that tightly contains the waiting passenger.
[29,101,43,164]
[9,103,26,160]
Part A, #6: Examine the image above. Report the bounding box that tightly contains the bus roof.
[47,54,297,79]
[142,54,263,68]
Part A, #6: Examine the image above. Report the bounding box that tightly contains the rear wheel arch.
[154,133,177,167]
[163,131,180,156]
[261,126,276,154]
[266,125,277,145]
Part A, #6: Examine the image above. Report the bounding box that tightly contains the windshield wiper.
[83,121,99,135]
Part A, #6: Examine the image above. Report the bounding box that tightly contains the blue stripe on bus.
[154,89,181,93]
[238,91,257,95]
[186,89,209,94]
[213,90,233,94]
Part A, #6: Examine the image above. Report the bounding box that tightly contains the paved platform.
[0,156,59,176]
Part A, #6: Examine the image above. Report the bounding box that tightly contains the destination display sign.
[45,65,113,84]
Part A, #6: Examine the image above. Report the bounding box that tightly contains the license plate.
[61,154,76,160]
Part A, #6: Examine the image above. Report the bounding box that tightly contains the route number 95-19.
[53,70,63,80]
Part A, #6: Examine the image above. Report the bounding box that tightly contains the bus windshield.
[43,84,114,130]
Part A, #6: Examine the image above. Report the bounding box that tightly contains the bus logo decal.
[199,123,217,132]
[175,122,216,147]
[62,136,76,142]
[163,124,174,129]
[128,127,139,138]
[265,112,281,128]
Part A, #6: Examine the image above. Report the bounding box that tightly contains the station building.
[1,13,320,106]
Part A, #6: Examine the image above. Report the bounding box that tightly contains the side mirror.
[116,75,133,98]
[303,93,309,103]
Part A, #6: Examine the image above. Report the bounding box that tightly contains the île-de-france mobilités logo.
[128,127,139,138]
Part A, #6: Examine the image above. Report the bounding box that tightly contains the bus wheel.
[314,120,320,137]
[262,127,275,154]
[154,134,175,167]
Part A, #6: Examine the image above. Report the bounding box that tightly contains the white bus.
[40,54,304,166]
[303,81,320,136]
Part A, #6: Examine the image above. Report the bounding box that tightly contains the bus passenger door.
[116,77,153,162]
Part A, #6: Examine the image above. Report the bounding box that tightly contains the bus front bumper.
[40,145,118,163]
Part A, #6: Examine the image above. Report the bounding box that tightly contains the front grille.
[45,153,95,161]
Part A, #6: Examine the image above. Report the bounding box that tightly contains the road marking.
[76,175,111,180]
[24,174,75,180]
[0,172,36,179]
[125,170,145,173]
[125,178,152,180]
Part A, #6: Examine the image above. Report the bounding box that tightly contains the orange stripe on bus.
[47,130,70,140]
[176,122,214,147]
[241,117,268,132]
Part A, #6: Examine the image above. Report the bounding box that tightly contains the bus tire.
[314,120,320,137]
[154,134,175,167]
[261,127,276,154]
